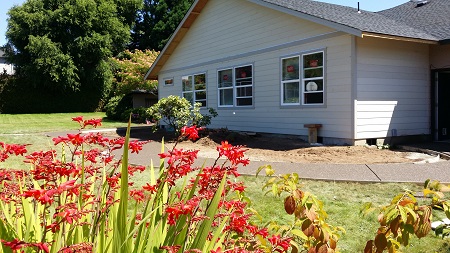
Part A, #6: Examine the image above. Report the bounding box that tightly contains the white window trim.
[182,73,207,107]
[163,77,174,86]
[217,64,254,108]
[281,50,326,107]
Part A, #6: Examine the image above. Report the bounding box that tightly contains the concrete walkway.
[48,127,450,184]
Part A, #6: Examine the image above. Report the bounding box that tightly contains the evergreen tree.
[6,0,141,94]
[131,0,194,51]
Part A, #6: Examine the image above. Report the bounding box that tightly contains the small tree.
[110,49,159,96]
[146,95,216,134]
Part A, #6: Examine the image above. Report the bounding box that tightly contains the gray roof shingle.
[378,0,450,41]
[259,0,447,42]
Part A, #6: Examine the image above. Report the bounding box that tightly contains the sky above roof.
[0,0,409,46]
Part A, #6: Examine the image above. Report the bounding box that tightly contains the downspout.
[351,35,358,145]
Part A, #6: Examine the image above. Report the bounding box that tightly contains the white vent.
[410,0,429,7]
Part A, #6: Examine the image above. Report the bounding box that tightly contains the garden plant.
[0,116,449,253]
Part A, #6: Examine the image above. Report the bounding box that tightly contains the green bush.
[146,95,217,134]
[104,95,133,120]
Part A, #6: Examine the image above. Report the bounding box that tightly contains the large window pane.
[183,92,194,104]
[304,93,323,104]
[182,76,193,91]
[303,52,324,68]
[218,69,233,88]
[219,89,233,106]
[282,57,299,81]
[283,82,300,104]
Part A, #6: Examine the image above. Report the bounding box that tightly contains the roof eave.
[245,0,363,37]
[361,32,439,44]
[144,0,209,80]
[439,39,450,45]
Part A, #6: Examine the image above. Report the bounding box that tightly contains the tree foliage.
[110,49,159,96]
[131,0,194,51]
[5,0,141,94]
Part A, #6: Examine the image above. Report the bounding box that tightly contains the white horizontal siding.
[162,0,335,70]
[355,37,430,139]
[158,0,354,141]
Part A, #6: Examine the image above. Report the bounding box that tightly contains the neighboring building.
[130,90,158,108]
[0,49,14,75]
[145,0,450,145]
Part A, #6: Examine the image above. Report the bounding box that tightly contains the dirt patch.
[167,130,423,164]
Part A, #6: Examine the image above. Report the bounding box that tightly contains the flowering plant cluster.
[1,117,301,253]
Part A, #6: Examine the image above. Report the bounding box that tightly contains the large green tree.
[131,0,194,51]
[5,0,141,111]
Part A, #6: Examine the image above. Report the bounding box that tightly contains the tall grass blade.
[112,117,132,252]
[190,174,227,250]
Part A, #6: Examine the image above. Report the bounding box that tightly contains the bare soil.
[168,130,421,164]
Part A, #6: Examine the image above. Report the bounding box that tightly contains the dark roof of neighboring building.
[145,0,450,80]
[378,0,450,41]
[0,49,5,58]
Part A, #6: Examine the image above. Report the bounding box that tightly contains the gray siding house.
[145,0,450,145]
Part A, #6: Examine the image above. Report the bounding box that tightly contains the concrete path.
[47,127,450,184]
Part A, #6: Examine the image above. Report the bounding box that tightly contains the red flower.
[217,141,249,166]
[160,245,181,253]
[181,125,202,141]
[72,116,84,124]
[130,189,146,202]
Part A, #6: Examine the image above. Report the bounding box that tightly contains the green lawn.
[241,176,450,253]
[0,112,134,134]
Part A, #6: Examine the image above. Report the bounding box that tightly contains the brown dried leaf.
[317,243,328,253]
[302,219,314,237]
[364,240,374,253]
[284,195,296,215]
[374,233,387,252]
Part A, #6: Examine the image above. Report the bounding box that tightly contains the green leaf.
[190,174,227,250]
[291,229,309,240]
[112,116,132,252]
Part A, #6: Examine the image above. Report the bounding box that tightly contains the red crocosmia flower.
[58,242,93,253]
[210,247,223,253]
[110,138,125,151]
[129,140,145,154]
[143,183,158,193]
[72,116,84,123]
[0,142,28,162]
[52,136,69,145]
[159,245,181,253]
[268,235,291,252]
[67,133,84,146]
[128,165,146,176]
[130,189,146,202]
[1,239,49,253]
[181,125,202,141]
[1,238,26,251]
[217,141,249,166]
[83,118,102,128]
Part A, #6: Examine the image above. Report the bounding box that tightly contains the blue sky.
[0,0,409,46]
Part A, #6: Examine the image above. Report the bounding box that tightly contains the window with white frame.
[218,65,253,107]
[281,51,324,105]
[182,73,206,107]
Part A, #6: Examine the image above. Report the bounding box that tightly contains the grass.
[1,113,449,252]
[241,176,450,253]
[0,112,135,134]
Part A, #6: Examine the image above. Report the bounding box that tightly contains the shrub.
[146,95,217,133]
[104,95,133,120]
